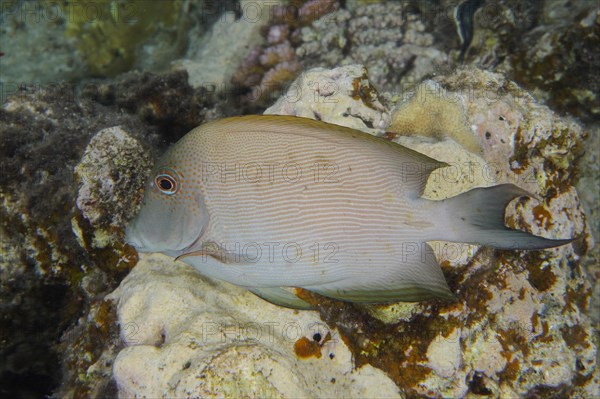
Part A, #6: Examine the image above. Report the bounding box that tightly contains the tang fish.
[125,115,572,309]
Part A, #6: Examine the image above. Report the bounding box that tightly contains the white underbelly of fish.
[191,190,433,288]
[184,232,411,288]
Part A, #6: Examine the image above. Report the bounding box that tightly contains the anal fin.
[308,243,455,303]
[248,287,315,310]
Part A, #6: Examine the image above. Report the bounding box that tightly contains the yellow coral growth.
[59,0,184,77]
[389,81,483,155]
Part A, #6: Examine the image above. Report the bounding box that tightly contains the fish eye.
[155,173,178,195]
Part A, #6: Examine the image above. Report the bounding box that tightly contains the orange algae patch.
[294,336,322,359]
[351,74,381,110]
[498,358,521,382]
[532,204,554,229]
[382,132,398,140]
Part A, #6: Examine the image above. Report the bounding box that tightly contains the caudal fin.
[437,184,573,250]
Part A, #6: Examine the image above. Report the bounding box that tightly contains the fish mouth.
[173,195,211,259]
[124,223,145,252]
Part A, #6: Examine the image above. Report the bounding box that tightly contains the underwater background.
[0,0,598,398]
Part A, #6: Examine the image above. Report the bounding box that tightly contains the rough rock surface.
[91,64,599,398]
[433,0,600,121]
[575,124,600,326]
[1,3,598,396]
[75,126,152,249]
[109,253,402,398]
[265,64,390,133]
[297,2,449,93]
[0,84,156,398]
[82,70,224,141]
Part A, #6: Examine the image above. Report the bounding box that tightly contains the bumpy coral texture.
[109,253,402,398]
[75,126,152,249]
[297,2,448,93]
[232,0,340,108]
[440,0,600,121]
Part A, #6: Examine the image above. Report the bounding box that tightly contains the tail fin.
[436,184,573,250]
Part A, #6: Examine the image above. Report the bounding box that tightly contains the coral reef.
[82,70,223,140]
[0,84,155,397]
[174,1,269,92]
[265,64,389,133]
[0,67,224,397]
[0,0,228,84]
[1,1,598,397]
[75,126,152,249]
[297,2,449,93]
[388,80,483,155]
[109,253,402,398]
[575,124,600,326]
[230,0,450,110]
[231,0,340,108]
[0,0,196,83]
[434,0,600,121]
[508,5,600,121]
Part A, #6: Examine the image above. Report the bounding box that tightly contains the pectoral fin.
[176,241,241,264]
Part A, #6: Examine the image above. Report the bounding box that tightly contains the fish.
[125,115,572,309]
[454,0,485,62]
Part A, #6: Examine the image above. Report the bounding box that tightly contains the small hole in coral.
[468,372,492,395]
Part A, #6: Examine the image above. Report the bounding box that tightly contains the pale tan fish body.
[126,115,572,309]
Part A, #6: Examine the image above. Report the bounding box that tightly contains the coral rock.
[265,64,390,133]
[75,126,151,249]
[267,65,597,398]
[297,2,449,93]
[109,253,402,398]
